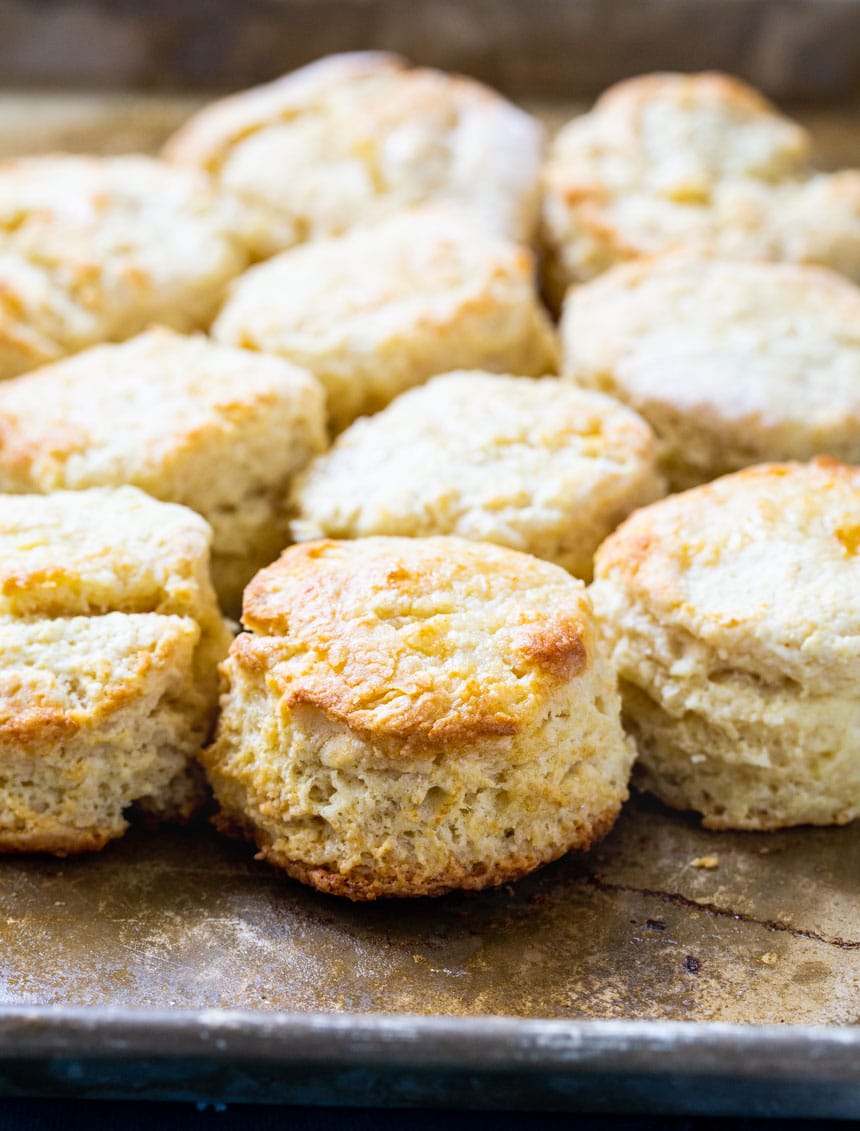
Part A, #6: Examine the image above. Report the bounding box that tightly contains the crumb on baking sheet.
[691,855,719,869]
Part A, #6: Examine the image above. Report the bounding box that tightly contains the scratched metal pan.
[0,0,859,1115]
[0,797,856,1114]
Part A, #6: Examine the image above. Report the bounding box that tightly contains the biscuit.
[213,205,558,432]
[591,460,860,830]
[0,328,327,613]
[0,154,263,381]
[562,257,860,489]
[202,537,633,899]
[542,72,860,300]
[291,371,665,580]
[0,487,232,853]
[164,51,543,251]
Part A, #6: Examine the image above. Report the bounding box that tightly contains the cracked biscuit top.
[0,154,263,380]
[164,51,543,247]
[237,536,594,742]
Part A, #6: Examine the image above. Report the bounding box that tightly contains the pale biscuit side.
[590,579,860,829]
[0,488,232,853]
[0,613,208,853]
[203,647,632,899]
[591,460,860,828]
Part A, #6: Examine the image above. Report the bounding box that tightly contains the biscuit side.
[0,613,209,853]
[203,629,633,899]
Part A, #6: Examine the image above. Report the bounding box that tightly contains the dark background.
[0,1104,846,1129]
[0,0,859,102]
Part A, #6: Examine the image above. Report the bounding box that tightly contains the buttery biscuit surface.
[291,371,665,578]
[214,205,558,431]
[164,51,543,249]
[562,256,860,488]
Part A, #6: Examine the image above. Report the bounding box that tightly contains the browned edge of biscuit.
[214,803,622,901]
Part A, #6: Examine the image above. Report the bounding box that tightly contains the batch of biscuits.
[0,52,857,900]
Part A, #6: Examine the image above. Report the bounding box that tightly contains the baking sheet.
[0,796,857,1023]
[0,89,856,1112]
[0,796,857,1114]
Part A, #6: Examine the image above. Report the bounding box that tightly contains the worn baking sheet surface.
[0,794,856,1025]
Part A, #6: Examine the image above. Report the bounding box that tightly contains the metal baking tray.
[0,798,857,1114]
[0,1,858,1114]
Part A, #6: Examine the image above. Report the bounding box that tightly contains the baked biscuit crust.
[241,805,623,901]
[592,459,860,829]
[0,613,204,854]
[0,487,231,853]
[203,537,634,898]
[291,371,665,578]
[164,51,543,248]
[0,327,327,612]
[213,206,558,432]
[562,256,860,489]
[542,72,860,299]
[241,538,593,741]
[0,154,262,380]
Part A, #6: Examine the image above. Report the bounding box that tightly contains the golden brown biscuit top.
[0,613,199,744]
[594,459,860,688]
[0,327,325,498]
[0,487,216,621]
[238,537,593,741]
